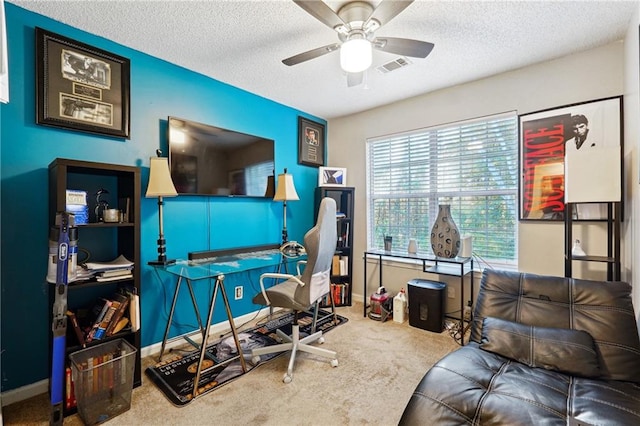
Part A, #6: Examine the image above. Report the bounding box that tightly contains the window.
[366,112,518,267]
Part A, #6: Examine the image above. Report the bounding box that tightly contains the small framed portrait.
[298,116,326,167]
[36,27,131,139]
[518,96,622,221]
[318,166,347,187]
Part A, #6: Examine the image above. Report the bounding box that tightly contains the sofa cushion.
[480,316,599,378]
[399,343,640,425]
[469,270,640,383]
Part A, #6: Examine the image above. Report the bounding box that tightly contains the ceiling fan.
[283,0,434,87]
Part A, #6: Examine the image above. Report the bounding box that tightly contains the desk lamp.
[274,168,299,244]
[146,150,178,266]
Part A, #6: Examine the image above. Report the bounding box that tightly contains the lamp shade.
[264,174,275,198]
[146,157,178,198]
[340,38,372,73]
[273,170,299,201]
[565,146,621,202]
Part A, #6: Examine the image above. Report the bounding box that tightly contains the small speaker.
[460,235,473,258]
[407,279,446,333]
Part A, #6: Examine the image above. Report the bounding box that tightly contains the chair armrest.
[296,260,307,276]
[259,272,305,305]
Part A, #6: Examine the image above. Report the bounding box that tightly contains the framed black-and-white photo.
[36,27,130,138]
[318,166,347,187]
[298,116,325,167]
[519,96,623,221]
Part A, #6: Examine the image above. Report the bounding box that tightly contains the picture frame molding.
[518,95,623,222]
[297,116,326,167]
[36,27,131,139]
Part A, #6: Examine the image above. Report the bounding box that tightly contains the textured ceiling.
[9,0,637,119]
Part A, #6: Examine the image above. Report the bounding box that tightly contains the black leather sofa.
[400,269,640,425]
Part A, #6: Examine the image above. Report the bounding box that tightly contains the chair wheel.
[252,356,261,365]
[318,336,325,344]
[331,359,338,368]
[283,374,292,384]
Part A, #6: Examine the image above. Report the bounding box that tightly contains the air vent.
[376,57,411,74]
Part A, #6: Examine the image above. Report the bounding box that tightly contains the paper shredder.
[407,279,446,333]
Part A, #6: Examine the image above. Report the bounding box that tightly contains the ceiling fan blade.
[347,72,364,87]
[365,0,414,27]
[293,0,346,30]
[374,37,434,58]
[282,43,341,66]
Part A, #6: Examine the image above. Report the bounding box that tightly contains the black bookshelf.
[48,158,141,417]
[315,186,354,307]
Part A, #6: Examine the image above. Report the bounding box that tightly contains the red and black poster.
[520,114,569,220]
[519,97,622,221]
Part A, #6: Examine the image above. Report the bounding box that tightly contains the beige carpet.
[3,303,460,425]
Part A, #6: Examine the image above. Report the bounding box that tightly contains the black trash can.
[407,279,446,333]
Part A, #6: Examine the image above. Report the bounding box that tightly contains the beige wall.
[623,4,640,330]
[328,41,629,311]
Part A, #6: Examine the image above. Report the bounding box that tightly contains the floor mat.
[145,309,348,405]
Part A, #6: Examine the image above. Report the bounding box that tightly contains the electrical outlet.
[234,286,243,300]
[448,286,455,299]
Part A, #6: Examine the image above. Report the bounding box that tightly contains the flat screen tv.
[167,116,275,197]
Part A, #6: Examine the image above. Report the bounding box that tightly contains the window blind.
[366,112,518,266]
[245,160,274,197]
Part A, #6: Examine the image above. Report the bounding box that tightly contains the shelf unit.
[564,202,621,281]
[48,158,141,417]
[315,186,354,307]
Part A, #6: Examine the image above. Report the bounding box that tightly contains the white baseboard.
[1,379,49,407]
[1,307,276,407]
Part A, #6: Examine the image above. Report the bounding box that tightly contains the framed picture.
[519,96,623,221]
[318,166,347,187]
[298,116,325,167]
[36,27,131,139]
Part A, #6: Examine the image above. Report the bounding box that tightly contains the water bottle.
[393,288,407,323]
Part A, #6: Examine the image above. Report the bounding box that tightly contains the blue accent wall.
[0,4,326,392]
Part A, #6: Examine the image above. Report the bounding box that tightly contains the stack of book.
[84,255,134,282]
[67,287,138,347]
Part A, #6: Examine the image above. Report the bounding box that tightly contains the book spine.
[65,367,74,410]
[106,295,129,336]
[86,299,112,342]
[66,310,86,348]
[130,290,140,332]
[94,300,119,340]
[332,255,340,275]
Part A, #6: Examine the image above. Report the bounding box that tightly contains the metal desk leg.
[363,254,368,317]
[185,279,205,339]
[218,276,247,373]
[159,275,184,361]
[460,263,465,346]
[193,276,220,397]
[192,275,247,398]
[378,254,383,296]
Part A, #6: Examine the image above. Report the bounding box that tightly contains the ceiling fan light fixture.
[340,38,372,73]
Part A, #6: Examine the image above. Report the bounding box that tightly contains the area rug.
[145,309,348,405]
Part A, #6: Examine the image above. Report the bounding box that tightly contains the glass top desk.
[363,249,473,345]
[154,247,301,399]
